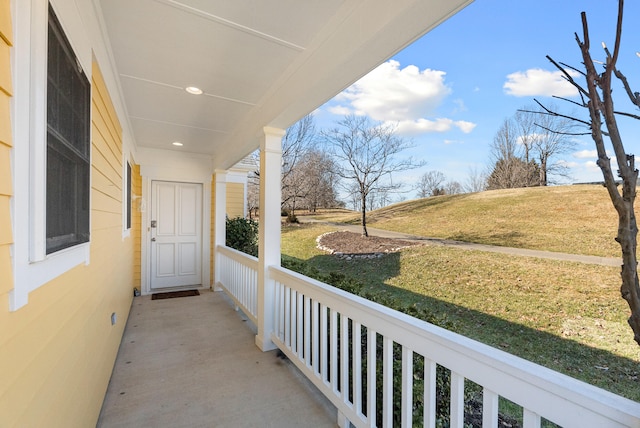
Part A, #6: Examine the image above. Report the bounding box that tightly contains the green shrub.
[226,216,258,257]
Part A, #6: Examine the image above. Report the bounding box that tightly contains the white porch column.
[213,170,227,291]
[256,127,285,351]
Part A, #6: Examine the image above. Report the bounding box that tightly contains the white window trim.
[122,155,132,238]
[10,0,92,310]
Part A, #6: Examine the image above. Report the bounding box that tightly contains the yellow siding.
[0,91,11,146]
[226,182,245,219]
[0,0,12,46]
[0,57,135,427]
[0,35,11,98]
[0,142,10,194]
[0,245,11,295]
[0,0,13,323]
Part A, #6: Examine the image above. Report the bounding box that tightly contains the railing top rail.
[269,265,640,427]
[217,244,259,268]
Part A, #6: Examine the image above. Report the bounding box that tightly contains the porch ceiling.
[97,0,473,169]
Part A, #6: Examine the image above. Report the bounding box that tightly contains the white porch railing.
[215,245,640,427]
[216,245,258,325]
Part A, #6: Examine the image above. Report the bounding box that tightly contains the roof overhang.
[97,0,473,170]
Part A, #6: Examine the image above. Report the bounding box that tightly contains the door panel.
[178,243,196,275]
[151,181,202,289]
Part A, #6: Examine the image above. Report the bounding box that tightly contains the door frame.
[140,176,211,295]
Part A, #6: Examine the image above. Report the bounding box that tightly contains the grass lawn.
[305,185,630,258]
[281,223,640,402]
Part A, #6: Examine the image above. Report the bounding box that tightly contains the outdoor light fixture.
[185,86,203,95]
[172,141,183,146]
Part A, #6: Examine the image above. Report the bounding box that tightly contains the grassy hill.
[318,184,627,258]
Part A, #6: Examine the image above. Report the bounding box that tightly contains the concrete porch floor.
[97,289,337,427]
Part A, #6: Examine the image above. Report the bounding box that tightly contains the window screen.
[46,4,90,254]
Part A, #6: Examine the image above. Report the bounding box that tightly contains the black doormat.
[151,289,200,300]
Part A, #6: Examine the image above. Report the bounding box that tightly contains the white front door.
[150,181,202,289]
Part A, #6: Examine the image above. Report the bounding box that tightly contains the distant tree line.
[245,102,577,227]
[247,115,342,220]
[487,105,575,190]
[413,104,576,198]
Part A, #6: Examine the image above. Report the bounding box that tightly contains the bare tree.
[517,104,576,185]
[444,180,464,195]
[281,115,316,214]
[299,149,339,212]
[487,118,539,189]
[464,166,487,193]
[246,170,260,219]
[514,108,538,165]
[542,0,639,344]
[416,170,446,198]
[323,115,423,236]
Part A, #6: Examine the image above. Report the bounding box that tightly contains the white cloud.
[452,98,467,113]
[573,149,598,159]
[503,68,580,97]
[456,120,477,133]
[327,105,352,116]
[329,60,476,135]
[394,118,476,135]
[585,160,600,172]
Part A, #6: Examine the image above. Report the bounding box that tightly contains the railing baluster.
[383,336,393,428]
[450,372,464,428]
[423,358,436,428]
[353,321,362,418]
[483,389,499,427]
[290,289,297,352]
[331,308,339,394]
[273,281,280,338]
[304,295,311,367]
[312,299,319,375]
[367,328,377,428]
[321,304,328,385]
[297,292,304,358]
[523,409,541,428]
[341,313,350,404]
[401,346,413,428]
[284,286,291,346]
[278,283,285,338]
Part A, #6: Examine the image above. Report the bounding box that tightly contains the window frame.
[46,4,91,254]
[11,0,92,310]
[124,158,132,235]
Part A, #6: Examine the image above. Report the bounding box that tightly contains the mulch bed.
[317,230,419,256]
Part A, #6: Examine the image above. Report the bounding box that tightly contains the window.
[126,161,132,230]
[11,0,92,310]
[45,4,90,254]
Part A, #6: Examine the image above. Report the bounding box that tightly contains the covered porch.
[97,290,336,427]
[97,1,640,426]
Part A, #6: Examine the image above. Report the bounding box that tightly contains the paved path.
[300,219,621,267]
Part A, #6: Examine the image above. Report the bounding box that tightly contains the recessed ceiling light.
[185,86,203,95]
[172,141,183,146]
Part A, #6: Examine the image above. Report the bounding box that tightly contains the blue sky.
[313,0,640,199]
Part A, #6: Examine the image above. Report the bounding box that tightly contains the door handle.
[151,237,156,242]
